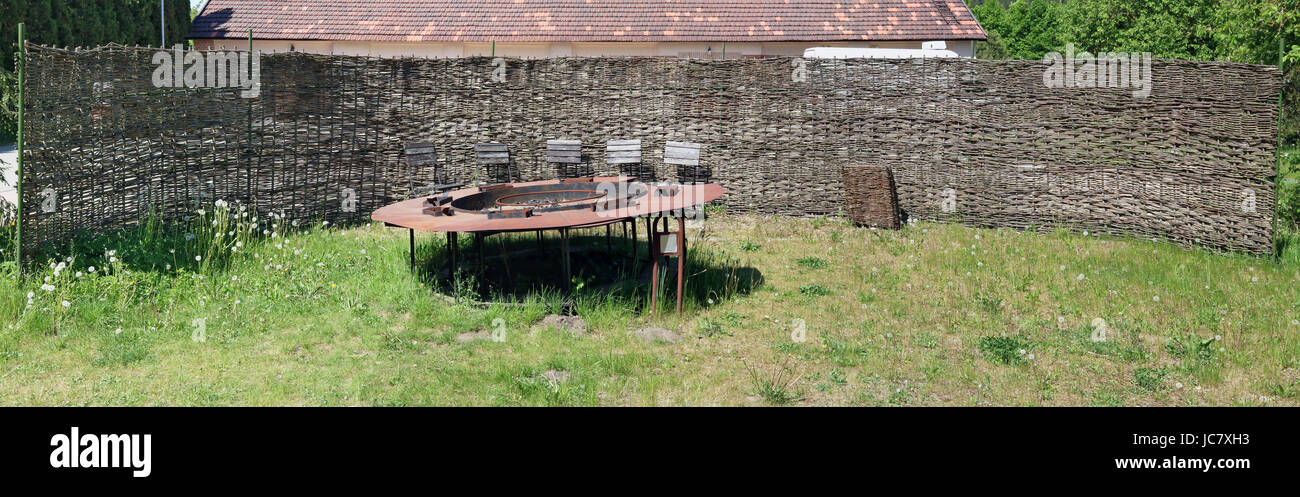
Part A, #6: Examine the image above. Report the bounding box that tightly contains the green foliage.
[798,284,831,296]
[970,0,1068,60]
[1279,147,1299,232]
[1133,366,1168,392]
[976,30,1010,60]
[967,0,1298,144]
[746,364,804,405]
[794,256,829,269]
[978,335,1033,365]
[1062,0,1224,60]
[695,317,731,338]
[1164,333,1217,361]
[0,1,193,141]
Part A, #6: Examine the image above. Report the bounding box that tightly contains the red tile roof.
[189,0,987,43]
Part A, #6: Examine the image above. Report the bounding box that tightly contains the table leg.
[560,228,571,287]
[649,229,659,315]
[677,216,686,314]
[447,232,459,286]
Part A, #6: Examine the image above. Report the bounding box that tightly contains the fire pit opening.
[448,182,646,215]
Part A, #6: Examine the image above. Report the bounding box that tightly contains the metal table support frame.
[393,208,691,313]
[649,215,687,315]
[405,219,637,292]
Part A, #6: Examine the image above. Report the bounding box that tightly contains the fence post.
[247,29,254,209]
[13,22,24,271]
[1275,35,1286,263]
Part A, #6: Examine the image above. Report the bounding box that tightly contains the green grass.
[1,204,1299,406]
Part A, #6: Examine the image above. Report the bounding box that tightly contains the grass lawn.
[1,206,1299,406]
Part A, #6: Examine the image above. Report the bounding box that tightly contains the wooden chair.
[665,141,709,184]
[404,143,464,197]
[475,143,516,184]
[546,139,589,179]
[606,139,651,181]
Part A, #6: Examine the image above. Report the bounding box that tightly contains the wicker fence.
[18,44,1281,256]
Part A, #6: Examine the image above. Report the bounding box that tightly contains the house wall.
[193,39,977,58]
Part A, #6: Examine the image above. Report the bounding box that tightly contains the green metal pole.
[491,40,495,57]
[1274,35,1285,262]
[721,42,726,60]
[14,23,24,270]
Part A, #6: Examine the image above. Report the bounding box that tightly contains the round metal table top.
[372,176,724,233]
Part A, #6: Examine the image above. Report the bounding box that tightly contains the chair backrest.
[606,139,649,181]
[665,141,709,183]
[404,142,454,196]
[546,140,582,164]
[546,139,590,178]
[605,139,642,165]
[404,142,438,169]
[475,143,515,184]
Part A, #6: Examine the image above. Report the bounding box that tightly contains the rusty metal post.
[474,232,485,268]
[644,216,653,262]
[498,235,513,289]
[560,228,571,286]
[649,229,659,315]
[447,231,459,282]
[677,216,686,314]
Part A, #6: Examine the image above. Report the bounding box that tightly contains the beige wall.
[194,39,979,58]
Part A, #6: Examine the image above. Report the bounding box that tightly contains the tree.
[968,0,1068,60]
[1062,0,1222,60]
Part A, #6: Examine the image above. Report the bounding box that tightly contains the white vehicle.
[802,43,960,59]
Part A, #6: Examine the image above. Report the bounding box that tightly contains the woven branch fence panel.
[20,44,1281,256]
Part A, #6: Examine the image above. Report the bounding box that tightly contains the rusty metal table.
[372,177,724,312]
